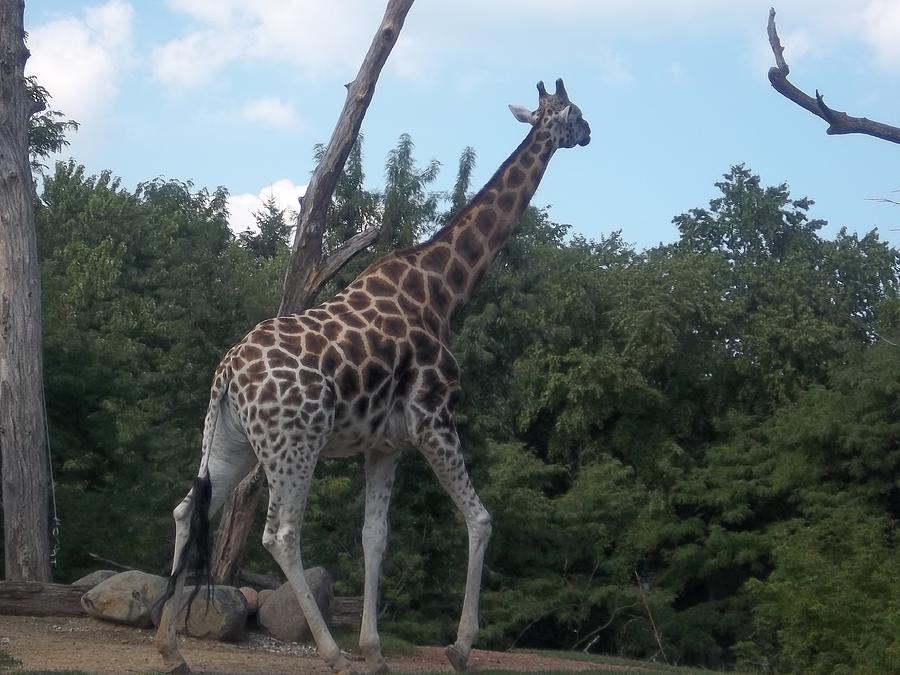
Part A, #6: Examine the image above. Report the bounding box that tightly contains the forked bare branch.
[767,7,900,145]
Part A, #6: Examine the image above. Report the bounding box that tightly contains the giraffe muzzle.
[577,119,591,146]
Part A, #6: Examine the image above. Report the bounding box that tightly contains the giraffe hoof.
[365,660,391,675]
[165,661,192,674]
[335,655,364,675]
[446,644,469,672]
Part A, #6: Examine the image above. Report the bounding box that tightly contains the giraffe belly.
[319,405,410,458]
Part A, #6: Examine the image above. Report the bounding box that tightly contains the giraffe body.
[154,79,590,675]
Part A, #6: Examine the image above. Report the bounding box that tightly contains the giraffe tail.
[155,384,225,622]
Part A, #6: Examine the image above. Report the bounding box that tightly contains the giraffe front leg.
[446,486,492,672]
[359,449,401,674]
[409,404,491,672]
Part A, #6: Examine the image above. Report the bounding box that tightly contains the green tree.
[26,76,78,172]
[320,136,380,254]
[238,195,292,260]
[441,145,476,224]
[37,162,268,575]
[381,133,440,250]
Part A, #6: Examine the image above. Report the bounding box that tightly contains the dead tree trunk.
[0,0,52,582]
[210,0,415,585]
[0,581,84,616]
[210,463,266,585]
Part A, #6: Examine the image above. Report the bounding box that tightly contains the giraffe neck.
[420,126,556,318]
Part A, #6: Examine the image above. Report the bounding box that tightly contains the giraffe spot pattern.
[366,276,395,297]
[448,261,467,293]
[402,269,426,304]
[498,193,516,213]
[475,209,496,235]
[455,228,484,267]
[348,291,371,309]
[507,166,526,189]
[379,260,406,283]
[421,246,451,273]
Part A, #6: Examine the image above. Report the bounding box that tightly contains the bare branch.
[315,227,380,291]
[88,552,135,571]
[572,602,639,653]
[767,7,900,145]
[279,0,415,314]
[508,603,580,650]
[634,570,668,665]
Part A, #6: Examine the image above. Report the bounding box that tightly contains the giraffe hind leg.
[153,476,210,673]
[407,401,491,673]
[154,403,255,672]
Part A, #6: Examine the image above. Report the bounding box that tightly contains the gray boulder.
[154,585,248,641]
[71,569,118,588]
[80,570,168,627]
[257,567,334,642]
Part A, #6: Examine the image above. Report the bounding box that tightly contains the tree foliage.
[26,76,79,172]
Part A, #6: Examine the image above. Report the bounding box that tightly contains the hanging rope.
[40,374,61,566]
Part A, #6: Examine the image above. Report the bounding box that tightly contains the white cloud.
[447,0,731,26]
[862,0,900,70]
[152,29,236,88]
[596,51,633,86]
[239,97,303,131]
[26,0,134,122]
[166,0,237,25]
[781,28,815,63]
[228,179,306,234]
[154,0,383,87]
[750,2,896,78]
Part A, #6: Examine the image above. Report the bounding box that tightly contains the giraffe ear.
[508,104,535,125]
[558,105,571,124]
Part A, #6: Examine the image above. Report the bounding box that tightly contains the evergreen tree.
[381,133,440,250]
[319,136,380,255]
[239,194,292,260]
[439,145,476,225]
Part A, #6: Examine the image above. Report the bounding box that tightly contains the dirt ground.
[0,616,632,674]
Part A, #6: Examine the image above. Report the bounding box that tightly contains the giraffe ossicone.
[154,78,590,675]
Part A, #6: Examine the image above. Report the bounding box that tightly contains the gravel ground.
[0,615,633,673]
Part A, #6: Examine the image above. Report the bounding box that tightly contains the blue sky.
[26,0,900,251]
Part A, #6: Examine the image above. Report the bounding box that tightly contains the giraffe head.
[509,78,591,149]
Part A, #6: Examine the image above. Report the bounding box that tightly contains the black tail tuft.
[156,474,213,624]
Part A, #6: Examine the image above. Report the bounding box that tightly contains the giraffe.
[154,78,590,675]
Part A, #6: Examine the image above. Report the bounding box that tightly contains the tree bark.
[210,464,266,585]
[0,0,52,581]
[0,581,84,616]
[210,0,415,582]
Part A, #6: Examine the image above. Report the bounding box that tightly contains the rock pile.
[76,567,335,643]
